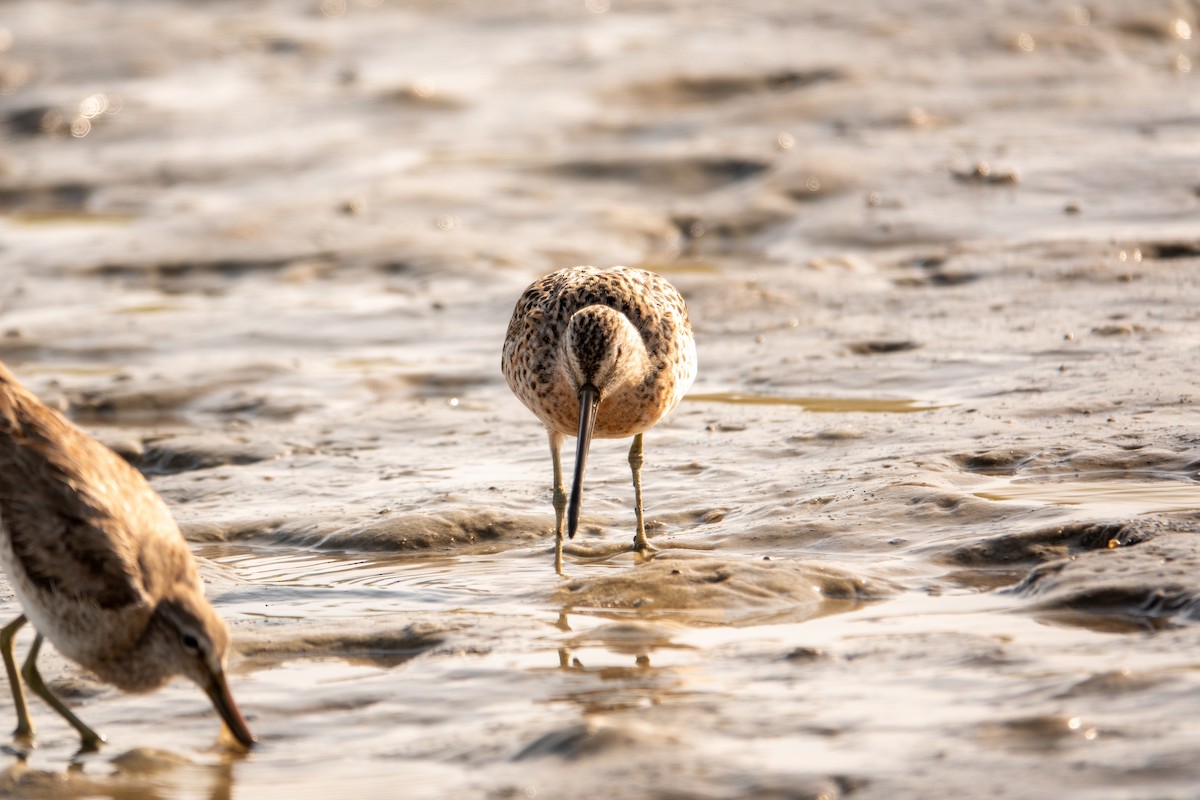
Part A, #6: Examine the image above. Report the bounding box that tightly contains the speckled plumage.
[502,266,697,572]
[0,363,254,750]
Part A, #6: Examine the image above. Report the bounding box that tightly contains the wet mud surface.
[1,1,1199,798]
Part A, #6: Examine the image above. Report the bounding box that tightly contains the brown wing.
[502,266,694,402]
[0,366,173,610]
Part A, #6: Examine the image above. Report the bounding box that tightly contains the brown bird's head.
[559,304,651,540]
[130,589,256,749]
[560,304,648,396]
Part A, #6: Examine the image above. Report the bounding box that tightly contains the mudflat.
[1,2,1198,797]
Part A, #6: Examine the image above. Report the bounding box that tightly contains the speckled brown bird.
[0,364,254,751]
[502,266,697,573]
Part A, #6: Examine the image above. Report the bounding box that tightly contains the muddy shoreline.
[2,2,1200,798]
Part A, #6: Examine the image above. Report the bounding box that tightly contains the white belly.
[0,521,145,669]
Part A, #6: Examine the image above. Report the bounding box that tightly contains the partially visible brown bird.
[502,266,697,573]
[0,363,254,751]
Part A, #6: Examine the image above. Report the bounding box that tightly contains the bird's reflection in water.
[548,610,695,714]
[0,746,239,800]
[557,648,653,672]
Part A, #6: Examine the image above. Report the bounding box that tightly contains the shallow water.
[2,1,1200,798]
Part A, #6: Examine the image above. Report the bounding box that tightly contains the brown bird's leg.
[1,615,34,744]
[548,429,567,575]
[21,633,105,751]
[628,433,655,556]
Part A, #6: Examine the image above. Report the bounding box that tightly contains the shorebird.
[0,364,255,751]
[502,266,697,573]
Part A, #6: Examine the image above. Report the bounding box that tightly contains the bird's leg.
[21,633,105,751]
[1,615,34,744]
[549,429,567,575]
[628,433,656,555]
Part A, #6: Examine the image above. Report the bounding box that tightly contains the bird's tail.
[0,360,35,440]
[0,360,84,464]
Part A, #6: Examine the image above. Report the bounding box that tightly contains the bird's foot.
[2,736,33,759]
[76,734,105,754]
[631,537,658,561]
[5,722,35,756]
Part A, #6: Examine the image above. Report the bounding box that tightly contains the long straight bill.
[206,670,256,749]
[567,383,600,539]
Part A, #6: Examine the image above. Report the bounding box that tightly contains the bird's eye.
[182,633,202,653]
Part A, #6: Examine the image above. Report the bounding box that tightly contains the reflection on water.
[550,643,687,717]
[204,545,550,603]
[8,211,138,225]
[686,392,947,413]
[975,477,1200,514]
[0,747,238,800]
[2,0,1199,796]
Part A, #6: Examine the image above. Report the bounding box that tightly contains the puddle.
[7,210,138,225]
[974,478,1200,515]
[634,260,723,275]
[117,303,187,315]
[2,0,1199,798]
[9,362,130,376]
[204,545,552,609]
[686,392,946,413]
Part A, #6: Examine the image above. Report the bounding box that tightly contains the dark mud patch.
[950,161,1020,186]
[953,443,1200,480]
[1010,524,1200,630]
[544,156,770,193]
[973,714,1097,753]
[771,163,860,204]
[112,432,289,476]
[0,345,150,370]
[83,254,339,293]
[893,257,983,288]
[557,553,890,625]
[622,68,845,106]
[198,389,314,421]
[93,256,296,279]
[847,339,920,355]
[0,337,45,364]
[509,721,853,800]
[952,449,1037,475]
[201,510,547,554]
[0,180,93,212]
[393,370,494,399]
[513,719,677,762]
[509,717,852,799]
[671,206,794,254]
[840,630,1021,670]
[990,438,1200,480]
[1053,668,1165,700]
[4,105,76,137]
[1138,240,1200,260]
[65,369,304,424]
[236,621,447,669]
[941,520,1157,590]
[381,84,466,111]
[67,384,202,423]
[945,520,1157,569]
[1091,321,1153,336]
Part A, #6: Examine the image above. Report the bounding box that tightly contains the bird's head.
[139,591,256,749]
[561,304,648,396]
